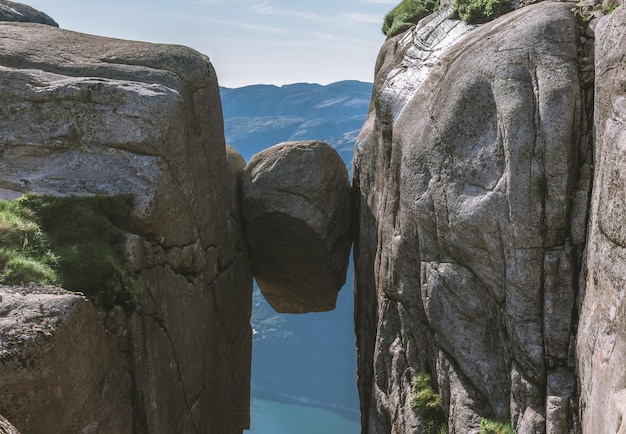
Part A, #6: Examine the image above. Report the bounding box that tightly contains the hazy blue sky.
[24,0,397,87]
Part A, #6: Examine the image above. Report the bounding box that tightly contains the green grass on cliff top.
[382,0,439,38]
[382,0,512,38]
[0,193,138,313]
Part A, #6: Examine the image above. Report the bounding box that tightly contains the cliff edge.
[0,21,252,434]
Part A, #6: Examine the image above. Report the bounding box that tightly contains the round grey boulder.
[0,1,58,26]
[242,141,352,313]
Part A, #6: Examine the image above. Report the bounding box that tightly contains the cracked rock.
[353,3,589,432]
[577,5,626,433]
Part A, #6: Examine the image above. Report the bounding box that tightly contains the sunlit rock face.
[0,413,21,434]
[353,3,590,433]
[577,6,626,434]
[242,140,352,313]
[0,23,252,434]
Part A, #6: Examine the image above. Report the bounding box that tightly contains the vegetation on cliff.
[383,0,512,37]
[382,0,439,37]
[453,0,511,24]
[479,419,515,434]
[410,373,448,434]
[0,193,138,312]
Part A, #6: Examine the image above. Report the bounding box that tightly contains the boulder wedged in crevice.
[242,141,352,313]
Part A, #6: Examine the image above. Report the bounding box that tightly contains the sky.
[23,0,398,88]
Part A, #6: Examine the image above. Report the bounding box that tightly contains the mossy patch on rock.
[410,373,448,434]
[479,418,515,434]
[453,0,512,24]
[0,193,139,312]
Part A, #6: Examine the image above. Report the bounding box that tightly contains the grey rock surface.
[0,286,132,434]
[0,1,57,26]
[577,5,626,434]
[353,3,589,433]
[242,140,351,313]
[0,23,252,434]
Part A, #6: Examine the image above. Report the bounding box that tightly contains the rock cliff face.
[577,6,626,433]
[353,3,591,432]
[0,286,132,433]
[2,2,626,433]
[0,23,251,434]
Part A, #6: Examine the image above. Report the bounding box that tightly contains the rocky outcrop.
[0,286,132,433]
[0,1,57,26]
[242,141,351,313]
[577,6,626,433]
[0,23,251,434]
[353,3,590,433]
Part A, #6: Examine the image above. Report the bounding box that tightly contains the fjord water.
[246,261,360,434]
[248,397,360,434]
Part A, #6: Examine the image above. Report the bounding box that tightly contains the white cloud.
[247,1,329,23]
[341,13,383,25]
[235,21,287,34]
[191,0,224,4]
[248,1,280,14]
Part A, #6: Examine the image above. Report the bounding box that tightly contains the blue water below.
[246,397,361,434]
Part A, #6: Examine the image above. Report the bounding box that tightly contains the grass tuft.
[453,0,512,24]
[0,193,138,313]
[479,418,515,434]
[382,0,439,38]
[410,372,448,434]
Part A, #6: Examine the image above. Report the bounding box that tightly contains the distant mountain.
[220,80,372,165]
[220,81,371,421]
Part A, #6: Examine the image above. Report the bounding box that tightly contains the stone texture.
[353,4,589,433]
[577,5,626,434]
[0,1,57,26]
[0,414,21,434]
[0,23,252,434]
[242,140,351,313]
[0,286,132,434]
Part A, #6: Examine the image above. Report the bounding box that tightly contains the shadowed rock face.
[0,23,252,434]
[0,286,132,434]
[0,1,57,26]
[577,6,626,433]
[353,3,590,433]
[242,141,352,313]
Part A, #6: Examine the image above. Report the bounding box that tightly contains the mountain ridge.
[220,80,372,165]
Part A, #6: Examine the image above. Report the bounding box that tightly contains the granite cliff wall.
[576,5,626,433]
[2,1,626,433]
[0,22,252,434]
[353,2,598,433]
